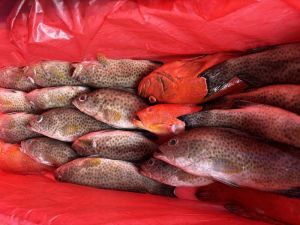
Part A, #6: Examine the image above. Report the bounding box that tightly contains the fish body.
[26,86,90,111]
[133,104,202,136]
[0,88,34,113]
[138,53,240,104]
[55,157,174,196]
[0,67,37,91]
[73,89,147,129]
[71,56,160,88]
[72,130,157,162]
[207,85,300,114]
[24,61,81,87]
[156,127,300,192]
[21,137,77,167]
[0,141,52,174]
[201,43,300,96]
[28,108,111,142]
[181,103,300,147]
[0,113,40,143]
[140,158,213,187]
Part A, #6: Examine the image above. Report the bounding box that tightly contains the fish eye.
[149,96,157,103]
[148,159,155,166]
[168,138,178,146]
[37,115,43,123]
[79,94,87,102]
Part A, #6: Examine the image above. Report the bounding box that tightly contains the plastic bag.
[0,0,300,224]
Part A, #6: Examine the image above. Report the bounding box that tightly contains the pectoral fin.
[211,158,242,174]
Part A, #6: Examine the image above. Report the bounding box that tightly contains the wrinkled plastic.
[0,0,300,224]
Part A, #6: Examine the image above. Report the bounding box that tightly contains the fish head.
[71,62,92,83]
[154,136,189,167]
[72,92,97,116]
[138,68,178,103]
[140,158,170,180]
[133,104,201,136]
[28,113,55,136]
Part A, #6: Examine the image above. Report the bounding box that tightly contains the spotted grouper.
[205,84,300,114]
[28,108,112,142]
[21,137,78,167]
[71,55,160,88]
[26,86,90,111]
[72,130,157,162]
[55,157,174,196]
[0,66,37,91]
[0,88,35,113]
[180,102,300,147]
[0,113,41,143]
[24,61,81,87]
[73,89,147,129]
[155,127,300,195]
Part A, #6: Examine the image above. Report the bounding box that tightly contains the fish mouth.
[153,150,169,163]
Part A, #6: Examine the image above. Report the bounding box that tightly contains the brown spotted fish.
[180,102,300,147]
[0,113,41,143]
[28,108,111,142]
[140,158,214,187]
[0,88,34,113]
[155,127,300,194]
[26,86,90,111]
[201,43,300,97]
[73,89,147,129]
[0,66,37,91]
[24,61,81,87]
[206,85,300,114]
[21,137,78,167]
[72,130,157,162]
[71,55,160,88]
[55,157,174,196]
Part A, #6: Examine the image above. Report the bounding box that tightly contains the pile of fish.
[0,43,300,213]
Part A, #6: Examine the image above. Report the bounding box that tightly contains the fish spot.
[62,124,80,136]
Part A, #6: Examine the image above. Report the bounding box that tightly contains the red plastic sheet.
[0,0,300,224]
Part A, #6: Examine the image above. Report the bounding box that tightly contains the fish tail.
[149,183,175,197]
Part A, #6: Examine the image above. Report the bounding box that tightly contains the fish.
[201,43,300,97]
[206,85,300,114]
[73,88,147,129]
[0,88,35,113]
[0,141,53,174]
[180,102,300,148]
[155,127,300,194]
[26,86,90,111]
[0,66,37,91]
[140,158,214,187]
[28,108,111,142]
[0,113,41,143]
[72,130,157,162]
[71,55,160,88]
[21,137,78,167]
[192,182,300,225]
[55,157,174,196]
[132,104,202,136]
[138,53,241,104]
[23,61,81,87]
